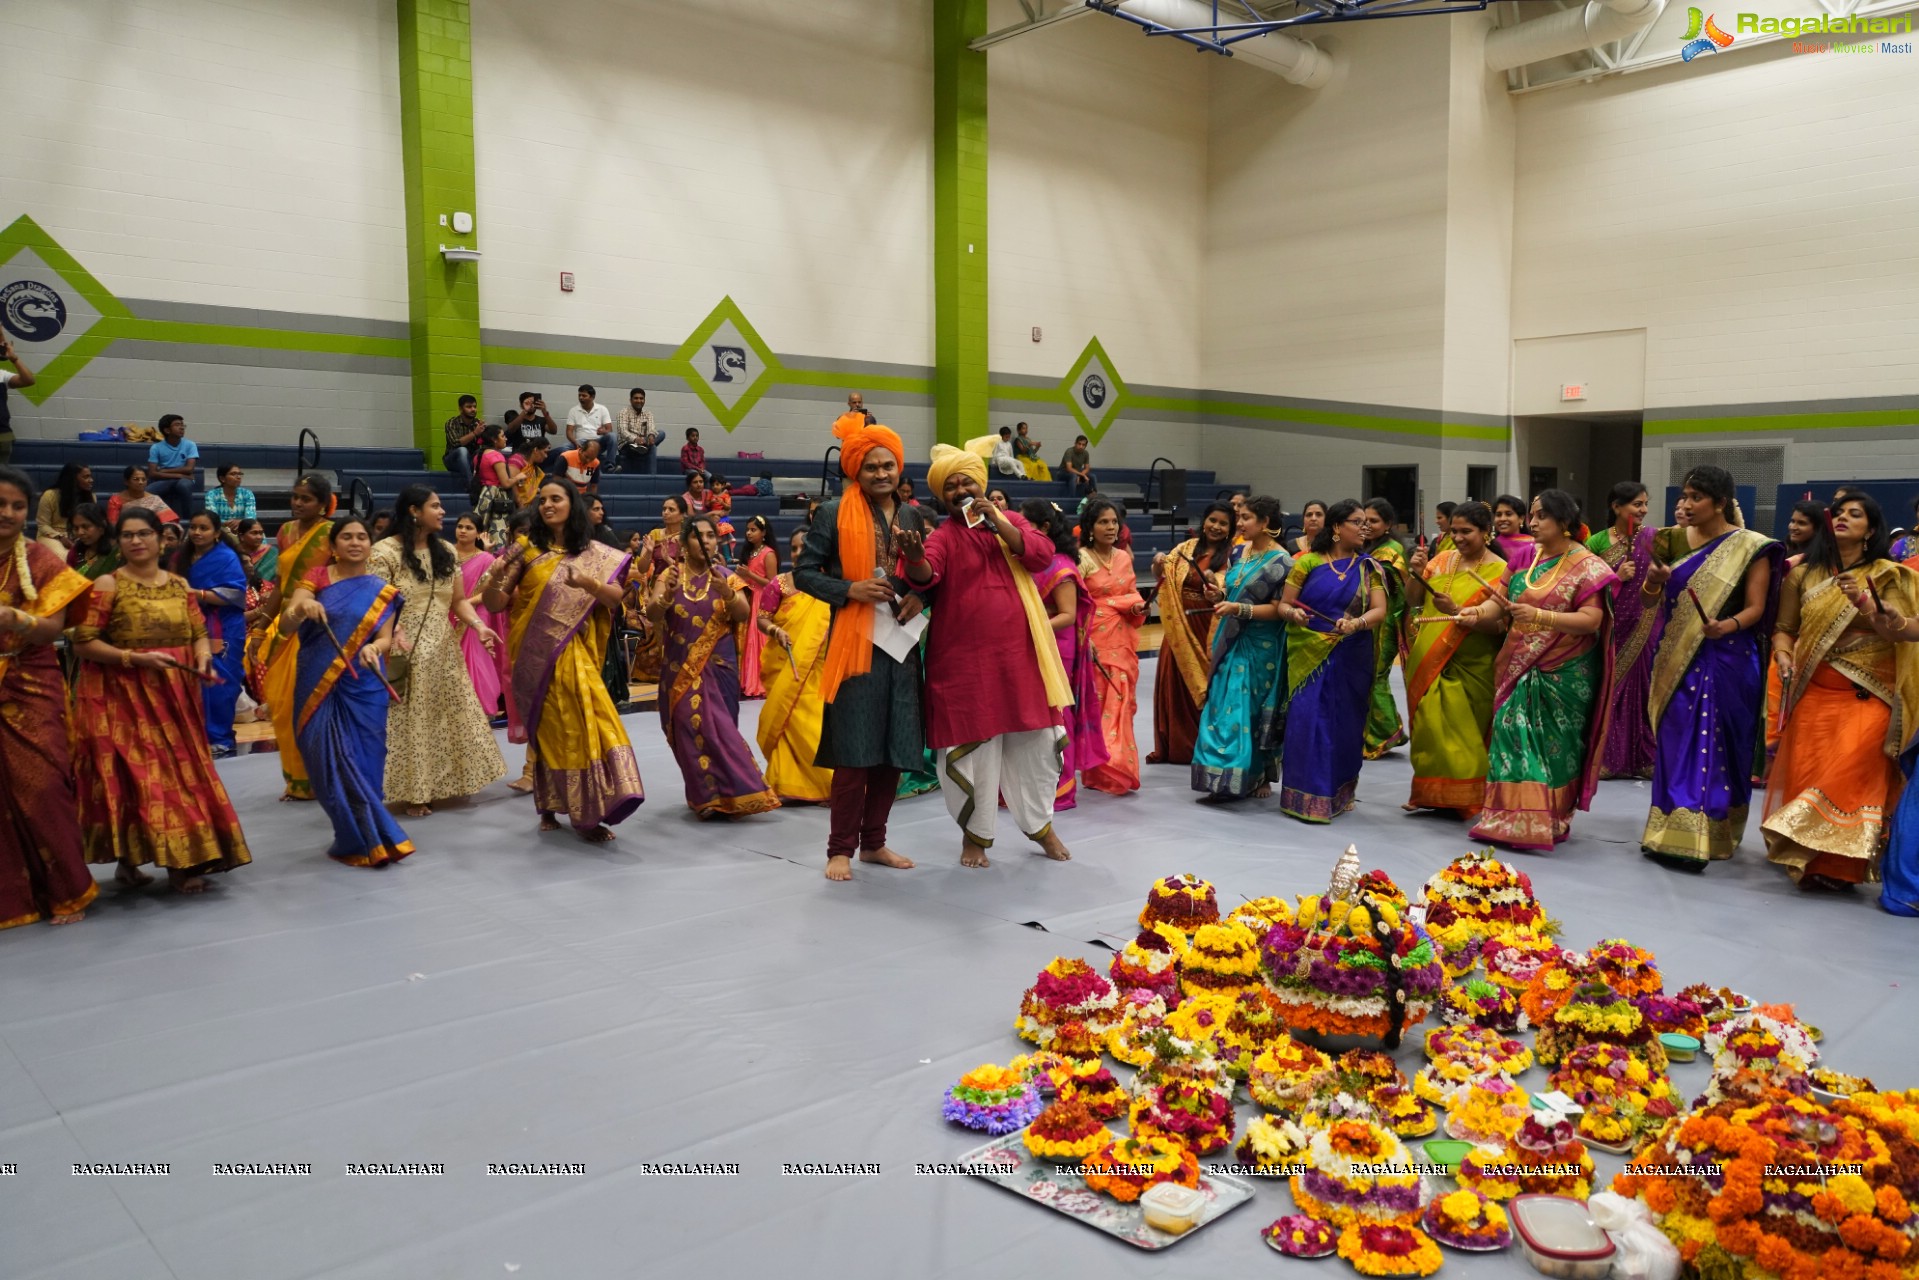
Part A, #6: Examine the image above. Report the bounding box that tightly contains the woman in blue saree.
[1190,496,1292,801]
[280,516,413,867]
[1277,499,1390,822]
[1639,464,1782,869]
[174,510,250,756]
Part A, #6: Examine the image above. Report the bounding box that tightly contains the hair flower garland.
[1080,1132,1198,1203]
[1336,1223,1445,1277]
[1266,1214,1338,1257]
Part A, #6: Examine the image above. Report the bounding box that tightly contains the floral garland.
[1613,1088,1919,1280]
[1422,1186,1513,1250]
[1445,1077,1531,1145]
[1420,848,1546,943]
[1336,1223,1445,1277]
[1016,957,1120,1045]
[942,1063,1046,1134]
[1456,1112,1595,1201]
[1425,1025,1533,1075]
[1022,1097,1111,1161]
[1237,1113,1311,1169]
[1108,924,1186,1001]
[1248,1035,1333,1113]
[1080,1132,1198,1204]
[1181,919,1263,1000]
[1265,1214,1337,1257]
[1289,1119,1423,1228]
[1059,1067,1129,1122]
[1139,873,1219,932]
[1439,975,1523,1033]
[1129,1078,1236,1156]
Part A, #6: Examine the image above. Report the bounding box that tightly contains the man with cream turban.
[795,412,925,882]
[903,445,1076,867]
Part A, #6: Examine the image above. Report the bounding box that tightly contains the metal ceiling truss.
[972,0,1490,52]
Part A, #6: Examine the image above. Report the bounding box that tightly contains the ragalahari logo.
[1681,8,1736,61]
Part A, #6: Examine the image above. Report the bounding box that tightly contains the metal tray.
[957,1133,1257,1250]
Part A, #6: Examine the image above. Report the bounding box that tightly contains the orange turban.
[821,412,906,702]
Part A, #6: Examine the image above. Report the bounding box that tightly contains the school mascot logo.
[1680,8,1735,61]
[1081,373,1107,410]
[711,345,748,384]
[0,279,67,342]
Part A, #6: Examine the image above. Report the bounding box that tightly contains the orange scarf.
[821,413,905,702]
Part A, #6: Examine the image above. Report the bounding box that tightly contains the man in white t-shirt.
[566,384,614,457]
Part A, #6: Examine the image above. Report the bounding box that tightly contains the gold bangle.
[120,649,133,668]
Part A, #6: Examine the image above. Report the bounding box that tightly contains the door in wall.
[1528,466,1558,496]
[1467,466,1498,504]
[1363,466,1419,534]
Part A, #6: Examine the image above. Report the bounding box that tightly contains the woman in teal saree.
[1190,496,1292,801]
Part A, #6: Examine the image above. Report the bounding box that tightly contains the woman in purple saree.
[1585,482,1659,779]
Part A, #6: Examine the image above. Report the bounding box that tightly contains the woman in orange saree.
[1764,491,1919,889]
[251,473,335,799]
[1081,499,1146,794]
[1147,502,1233,765]
[1403,502,1510,818]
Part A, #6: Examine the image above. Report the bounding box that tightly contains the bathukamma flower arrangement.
[1289,1118,1423,1228]
[1129,1077,1235,1156]
[1445,1077,1531,1145]
[1437,975,1523,1033]
[1248,1034,1333,1113]
[1057,1067,1128,1122]
[1421,1187,1512,1252]
[1420,848,1546,942]
[1480,926,1563,993]
[1456,1111,1594,1201]
[1180,919,1262,1001]
[1424,1024,1533,1075]
[1104,990,1171,1068]
[1259,876,1442,1048]
[1015,956,1118,1046]
[1549,1041,1680,1143]
[1235,1113,1310,1170]
[1138,873,1219,934]
[1107,923,1185,1001]
[1080,1131,1198,1204]
[1336,1223,1445,1277]
[1021,1097,1111,1161]
[942,1062,1045,1135]
[1265,1213,1337,1258]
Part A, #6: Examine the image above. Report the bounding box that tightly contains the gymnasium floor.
[2,657,1911,1280]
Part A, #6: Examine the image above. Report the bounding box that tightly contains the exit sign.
[1561,383,1587,401]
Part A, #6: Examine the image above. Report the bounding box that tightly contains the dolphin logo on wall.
[1082,373,1107,410]
[0,280,68,342]
[712,345,748,384]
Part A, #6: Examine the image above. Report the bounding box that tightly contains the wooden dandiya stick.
[316,618,402,704]
[1685,585,1712,625]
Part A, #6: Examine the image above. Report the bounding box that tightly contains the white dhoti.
[939,727,1066,846]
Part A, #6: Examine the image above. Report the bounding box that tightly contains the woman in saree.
[1147,501,1234,765]
[1277,499,1387,821]
[1762,500,1823,764]
[647,513,780,819]
[471,424,517,547]
[730,515,777,698]
[630,496,687,682]
[755,530,834,804]
[35,462,92,554]
[1764,491,1919,889]
[253,472,335,800]
[482,479,645,842]
[1585,482,1658,779]
[1192,496,1295,802]
[0,467,97,927]
[72,507,252,892]
[1402,501,1509,817]
[452,512,509,720]
[173,510,249,757]
[280,517,413,867]
[1491,494,1535,571]
[1023,500,1105,809]
[370,485,507,817]
[65,501,121,580]
[106,464,178,528]
[1081,499,1146,795]
[1290,499,1325,559]
[508,436,550,510]
[1462,490,1619,851]
[1360,497,1410,758]
[1639,464,1783,869]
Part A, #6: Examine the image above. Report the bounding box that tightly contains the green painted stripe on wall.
[1646,408,1917,436]
[98,317,411,360]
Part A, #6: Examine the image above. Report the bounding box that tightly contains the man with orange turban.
[794,412,926,882]
[902,445,1075,869]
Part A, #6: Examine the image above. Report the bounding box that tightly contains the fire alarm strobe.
[560,272,575,292]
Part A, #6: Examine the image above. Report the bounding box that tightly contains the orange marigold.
[1876,1184,1912,1223]
[1717,1220,1760,1257]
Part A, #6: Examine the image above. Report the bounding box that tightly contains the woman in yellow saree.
[1764,491,1919,889]
[1402,502,1510,818]
[482,478,645,842]
[755,530,834,804]
[251,473,334,800]
[1361,497,1409,758]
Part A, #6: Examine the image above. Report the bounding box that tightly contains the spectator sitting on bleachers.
[680,427,711,483]
[108,464,178,527]
[707,475,734,517]
[515,391,557,446]
[900,476,923,508]
[566,384,613,455]
[1059,434,1095,498]
[369,509,395,542]
[683,471,713,514]
[1013,422,1050,481]
[987,487,1008,513]
[991,427,1022,478]
[147,414,200,518]
[615,387,664,473]
[204,464,257,528]
[509,435,549,508]
[559,439,602,493]
[443,394,483,487]
[66,503,119,579]
[1072,492,1132,550]
[36,462,93,553]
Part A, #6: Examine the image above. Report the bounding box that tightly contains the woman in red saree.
[1025,501,1105,810]
[0,467,97,927]
[1148,502,1232,765]
[1081,498,1146,794]
[734,515,778,698]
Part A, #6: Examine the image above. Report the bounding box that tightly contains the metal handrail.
[819,445,841,501]
[296,427,321,479]
[345,477,373,520]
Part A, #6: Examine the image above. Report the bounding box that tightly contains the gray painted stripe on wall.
[124,298,409,341]
[1647,394,1919,421]
[100,339,408,377]
[479,329,682,360]
[782,353,933,379]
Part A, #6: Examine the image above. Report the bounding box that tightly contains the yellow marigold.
[1830,1172,1877,1217]
[1440,1189,1483,1220]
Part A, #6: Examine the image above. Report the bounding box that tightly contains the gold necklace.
[1325,549,1358,581]
[1522,547,1574,599]
[681,568,712,602]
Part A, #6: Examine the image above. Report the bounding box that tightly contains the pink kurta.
[920,511,1062,749]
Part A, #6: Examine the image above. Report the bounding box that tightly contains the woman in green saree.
[1361,496,1409,758]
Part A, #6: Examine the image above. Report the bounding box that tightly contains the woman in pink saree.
[1023,501,1106,809]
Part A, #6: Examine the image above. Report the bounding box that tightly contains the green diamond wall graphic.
[674,296,780,431]
[0,215,132,405]
[1060,336,1127,444]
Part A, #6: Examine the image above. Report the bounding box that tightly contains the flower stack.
[1219,985,1290,1079]
[1695,1006,1820,1108]
[1549,1041,1681,1146]
[1289,1117,1425,1228]
[1634,990,1708,1041]
[1370,1082,1438,1139]
[1106,990,1172,1067]
[1336,1224,1446,1277]
[1107,923,1185,1002]
[1518,949,1595,1028]
[1457,1111,1595,1201]
[1445,1077,1532,1145]
[1248,1034,1333,1113]
[1586,937,1663,999]
[1413,1050,1508,1109]
[1438,975,1523,1032]
[1139,873,1219,936]
[1058,1067,1129,1122]
[1482,926,1564,993]
[1427,919,1483,983]
[1228,895,1295,937]
[1425,1025,1533,1076]
[1422,1186,1513,1251]
[1129,1077,1236,1155]
[1259,882,1442,1048]
[1534,978,1667,1071]
[1614,1087,1919,1280]
[942,1063,1046,1135]
[1265,1214,1337,1258]
[1022,1097,1111,1161]
[1180,919,1263,1001]
[1421,848,1547,943]
[1080,1132,1199,1203]
[1236,1113,1311,1170]
[1015,957,1119,1047]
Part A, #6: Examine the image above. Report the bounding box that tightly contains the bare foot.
[115,863,153,889]
[507,776,535,794]
[49,910,86,925]
[859,846,915,870]
[539,812,561,832]
[168,871,209,895]
[278,791,314,803]
[961,841,991,869]
[826,854,854,882]
[1252,784,1273,799]
[404,804,432,818]
[577,825,615,844]
[1035,830,1072,862]
[1401,802,1421,811]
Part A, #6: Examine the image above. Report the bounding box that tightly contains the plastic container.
[1139,1182,1205,1235]
[1508,1194,1616,1278]
[1659,1033,1700,1063]
[1423,1139,1475,1173]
